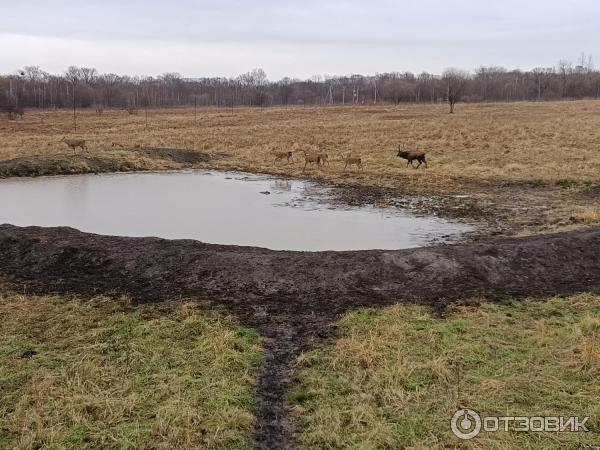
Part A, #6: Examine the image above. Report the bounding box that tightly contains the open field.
[293,294,600,449]
[2,101,600,448]
[0,291,262,449]
[2,100,600,235]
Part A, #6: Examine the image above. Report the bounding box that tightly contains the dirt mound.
[131,147,211,164]
[0,148,212,178]
[1,224,600,449]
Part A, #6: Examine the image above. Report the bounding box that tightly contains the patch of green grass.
[0,292,263,449]
[294,294,600,449]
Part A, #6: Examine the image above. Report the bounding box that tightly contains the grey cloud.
[1,0,599,78]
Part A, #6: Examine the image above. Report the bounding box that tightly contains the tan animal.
[316,153,330,166]
[342,154,363,172]
[61,137,88,153]
[302,150,322,172]
[397,145,427,168]
[271,150,294,165]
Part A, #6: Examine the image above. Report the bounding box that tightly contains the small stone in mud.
[260,191,271,195]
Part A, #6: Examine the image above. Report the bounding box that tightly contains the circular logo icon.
[451,408,482,440]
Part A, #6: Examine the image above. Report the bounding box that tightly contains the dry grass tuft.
[0,291,262,449]
[293,295,600,449]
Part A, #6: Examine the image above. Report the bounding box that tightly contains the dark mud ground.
[2,225,600,448]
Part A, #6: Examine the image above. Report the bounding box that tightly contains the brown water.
[0,170,472,251]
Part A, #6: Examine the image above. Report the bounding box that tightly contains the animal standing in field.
[95,107,104,115]
[301,151,322,172]
[342,154,363,172]
[397,145,427,168]
[316,153,330,166]
[271,150,294,165]
[61,137,88,153]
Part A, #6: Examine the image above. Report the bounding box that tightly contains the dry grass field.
[3,290,597,449]
[2,100,600,234]
[0,291,262,449]
[293,294,600,449]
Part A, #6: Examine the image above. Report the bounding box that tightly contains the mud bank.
[1,224,600,449]
[0,147,211,178]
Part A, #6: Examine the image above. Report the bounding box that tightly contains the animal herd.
[56,136,428,171]
[10,109,428,170]
[271,145,427,172]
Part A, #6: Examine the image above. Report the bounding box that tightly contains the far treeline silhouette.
[2,55,599,111]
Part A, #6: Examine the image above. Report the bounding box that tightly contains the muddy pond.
[0,170,472,251]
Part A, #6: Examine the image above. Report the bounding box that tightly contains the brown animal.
[342,154,363,172]
[316,153,330,166]
[397,145,427,168]
[302,151,322,172]
[271,150,294,165]
[95,107,104,115]
[61,137,88,153]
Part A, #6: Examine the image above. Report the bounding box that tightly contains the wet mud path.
[1,224,600,448]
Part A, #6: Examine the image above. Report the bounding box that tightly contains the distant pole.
[73,89,77,132]
[374,80,377,104]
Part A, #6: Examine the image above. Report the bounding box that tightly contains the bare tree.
[443,68,469,113]
[64,66,81,130]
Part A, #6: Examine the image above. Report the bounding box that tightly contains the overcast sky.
[2,0,599,79]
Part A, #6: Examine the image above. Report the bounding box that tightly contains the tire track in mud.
[1,224,600,449]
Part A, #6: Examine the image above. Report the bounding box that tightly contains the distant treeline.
[2,57,600,110]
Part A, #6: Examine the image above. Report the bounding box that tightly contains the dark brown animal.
[397,146,427,168]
